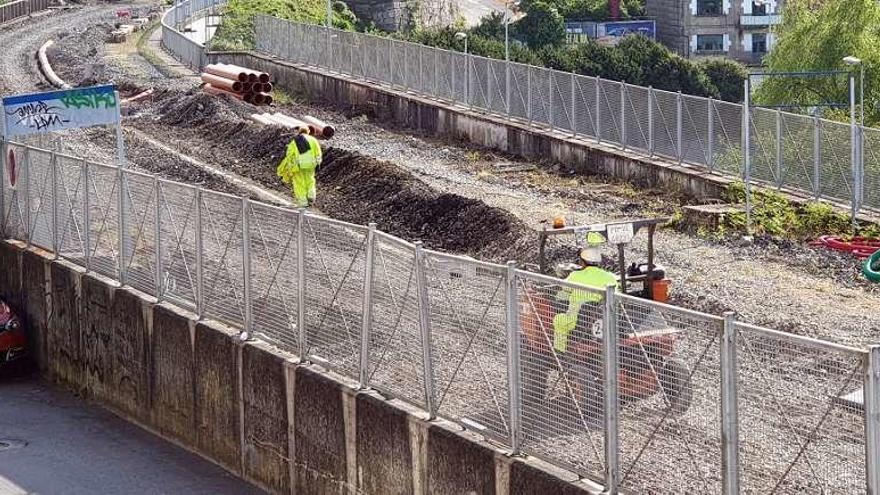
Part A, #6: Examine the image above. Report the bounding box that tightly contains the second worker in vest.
[552,231,618,356]
[277,131,323,207]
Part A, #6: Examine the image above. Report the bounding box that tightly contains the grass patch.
[211,0,357,51]
[715,182,872,240]
[137,20,176,78]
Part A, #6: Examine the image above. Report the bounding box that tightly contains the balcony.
[740,14,781,26]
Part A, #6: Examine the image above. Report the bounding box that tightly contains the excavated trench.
[131,89,543,263]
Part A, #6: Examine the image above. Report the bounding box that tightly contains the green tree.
[513,1,566,48]
[757,0,880,124]
[471,11,506,41]
[700,58,747,102]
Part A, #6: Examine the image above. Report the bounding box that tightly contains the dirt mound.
[316,148,537,261]
[156,89,256,127]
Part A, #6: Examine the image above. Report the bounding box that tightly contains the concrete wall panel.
[356,393,414,495]
[21,249,49,372]
[47,258,81,387]
[427,424,496,495]
[509,460,594,495]
[292,366,348,495]
[241,341,289,494]
[150,303,195,445]
[193,320,241,474]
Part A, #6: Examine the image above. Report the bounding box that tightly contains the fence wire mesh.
[121,170,158,296]
[247,202,300,351]
[864,128,880,210]
[301,215,368,375]
[54,154,87,262]
[367,233,426,409]
[27,148,54,252]
[199,189,245,326]
[652,90,679,161]
[515,270,606,481]
[624,84,650,151]
[2,144,28,242]
[423,251,510,443]
[157,179,199,310]
[735,323,867,494]
[86,163,120,280]
[616,295,723,495]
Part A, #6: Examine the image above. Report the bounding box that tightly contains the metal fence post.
[506,60,512,118]
[548,71,554,130]
[743,80,753,235]
[23,147,30,247]
[506,261,522,455]
[595,76,602,144]
[195,188,204,319]
[676,91,684,164]
[775,109,783,188]
[50,152,58,257]
[603,284,619,493]
[359,223,376,389]
[83,159,91,271]
[117,168,126,285]
[648,86,655,157]
[620,82,627,151]
[414,241,436,419]
[297,208,307,360]
[814,113,821,200]
[721,312,740,495]
[708,97,714,169]
[154,177,163,301]
[242,197,252,336]
[865,345,880,494]
[570,72,577,136]
[851,74,859,227]
[526,66,532,124]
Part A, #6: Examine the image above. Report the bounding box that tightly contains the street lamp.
[455,31,468,55]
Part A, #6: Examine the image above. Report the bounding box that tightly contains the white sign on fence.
[1,85,119,138]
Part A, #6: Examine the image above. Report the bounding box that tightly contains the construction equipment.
[520,217,691,428]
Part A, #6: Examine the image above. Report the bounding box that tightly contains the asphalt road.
[0,377,265,495]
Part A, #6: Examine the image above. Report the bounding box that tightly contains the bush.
[700,58,747,102]
[513,1,565,48]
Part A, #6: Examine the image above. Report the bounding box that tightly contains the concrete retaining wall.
[209,51,733,202]
[3,239,603,494]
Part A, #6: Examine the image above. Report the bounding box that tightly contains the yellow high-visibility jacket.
[277,134,322,186]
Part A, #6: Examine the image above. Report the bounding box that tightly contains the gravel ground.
[1,8,875,494]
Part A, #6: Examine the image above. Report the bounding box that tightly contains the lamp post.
[456,32,469,106]
[326,0,332,27]
[844,56,865,128]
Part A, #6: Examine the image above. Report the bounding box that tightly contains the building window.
[752,0,767,15]
[752,32,767,53]
[697,0,722,15]
[697,34,725,52]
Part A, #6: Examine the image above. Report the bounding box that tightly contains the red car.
[0,299,25,366]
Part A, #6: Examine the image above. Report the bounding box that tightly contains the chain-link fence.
[2,135,879,494]
[0,0,53,24]
[255,15,880,220]
[160,0,226,70]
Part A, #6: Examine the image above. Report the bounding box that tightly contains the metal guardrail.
[0,136,876,494]
[255,15,879,221]
[0,0,53,24]
[159,0,226,70]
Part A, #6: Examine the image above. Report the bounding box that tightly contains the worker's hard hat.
[580,246,602,264]
[586,231,606,247]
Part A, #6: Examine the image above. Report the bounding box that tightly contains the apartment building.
[646,0,782,64]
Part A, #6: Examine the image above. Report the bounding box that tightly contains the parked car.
[0,299,25,367]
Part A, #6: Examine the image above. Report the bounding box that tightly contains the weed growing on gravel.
[719,182,868,240]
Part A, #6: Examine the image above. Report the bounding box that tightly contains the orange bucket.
[651,279,671,303]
